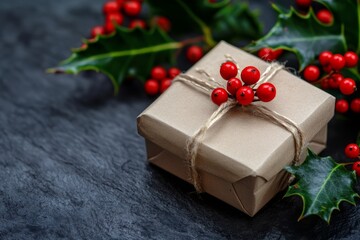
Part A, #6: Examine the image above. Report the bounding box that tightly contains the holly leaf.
[284,149,359,223]
[315,0,360,53]
[246,5,347,70]
[146,0,261,46]
[48,27,181,93]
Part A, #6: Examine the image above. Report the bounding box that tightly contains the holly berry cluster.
[144,66,181,96]
[211,62,276,106]
[301,51,359,114]
[295,0,333,25]
[344,143,360,176]
[82,0,172,47]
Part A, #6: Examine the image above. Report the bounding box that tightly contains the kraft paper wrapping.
[137,41,335,216]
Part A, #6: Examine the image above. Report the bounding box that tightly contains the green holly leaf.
[284,149,359,223]
[48,27,182,93]
[315,0,360,53]
[146,0,261,47]
[246,5,347,70]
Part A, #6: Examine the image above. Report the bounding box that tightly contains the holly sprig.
[49,0,261,94]
[284,150,359,223]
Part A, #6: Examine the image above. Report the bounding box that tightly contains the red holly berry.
[322,64,332,73]
[353,162,360,176]
[328,73,343,89]
[168,67,181,79]
[241,66,261,85]
[339,78,356,95]
[129,19,146,29]
[335,99,349,113]
[106,12,124,25]
[90,26,105,38]
[151,66,167,81]
[353,161,360,176]
[257,83,276,102]
[123,1,142,16]
[350,98,360,113]
[303,65,320,82]
[220,61,238,80]
[257,48,283,61]
[211,88,228,106]
[144,79,159,95]
[295,0,312,8]
[226,78,242,96]
[236,86,254,106]
[318,51,333,66]
[116,0,124,5]
[316,9,333,24]
[344,51,359,68]
[153,16,171,32]
[103,1,121,15]
[186,46,203,63]
[321,78,330,89]
[330,54,346,70]
[345,143,360,158]
[160,79,172,93]
[104,21,116,34]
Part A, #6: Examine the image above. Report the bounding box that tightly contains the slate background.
[0,0,360,239]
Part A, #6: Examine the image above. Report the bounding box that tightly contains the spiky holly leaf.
[146,0,261,47]
[315,0,360,53]
[48,27,181,93]
[246,5,347,70]
[284,149,359,223]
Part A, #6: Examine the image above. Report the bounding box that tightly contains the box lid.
[137,41,335,182]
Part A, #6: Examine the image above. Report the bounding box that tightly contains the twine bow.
[174,56,304,193]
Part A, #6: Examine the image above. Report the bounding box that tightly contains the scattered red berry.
[318,51,333,66]
[104,20,117,34]
[322,64,332,73]
[151,66,167,81]
[168,67,181,79]
[103,1,121,15]
[144,79,159,95]
[257,83,276,102]
[295,0,312,8]
[90,26,105,38]
[344,51,359,68]
[321,78,330,89]
[160,79,172,93]
[226,78,242,96]
[345,143,360,158]
[335,99,349,113]
[258,48,283,61]
[330,54,346,70]
[236,86,254,106]
[80,43,87,49]
[339,78,356,95]
[328,73,343,89]
[303,65,320,82]
[129,19,146,29]
[123,1,142,16]
[186,46,203,63]
[106,12,124,25]
[220,61,238,80]
[211,88,228,106]
[153,16,171,32]
[353,161,360,176]
[316,9,333,24]
[241,66,261,85]
[350,98,360,113]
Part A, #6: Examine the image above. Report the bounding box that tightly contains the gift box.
[137,41,335,216]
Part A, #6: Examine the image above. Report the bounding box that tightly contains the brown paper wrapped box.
[137,41,335,216]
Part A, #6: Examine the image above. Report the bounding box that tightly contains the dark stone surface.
[0,0,359,239]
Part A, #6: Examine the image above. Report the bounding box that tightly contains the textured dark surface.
[0,0,360,239]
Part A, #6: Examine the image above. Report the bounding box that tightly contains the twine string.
[174,59,303,193]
